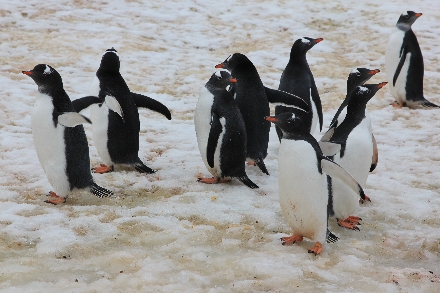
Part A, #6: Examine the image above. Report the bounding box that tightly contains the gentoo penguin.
[276,37,324,139]
[321,68,380,172]
[23,64,113,204]
[73,48,171,174]
[385,11,439,108]
[325,82,387,230]
[215,53,309,175]
[265,111,366,255]
[194,71,258,189]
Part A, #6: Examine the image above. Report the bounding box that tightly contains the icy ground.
[0,0,440,292]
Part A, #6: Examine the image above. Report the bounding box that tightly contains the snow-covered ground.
[1,0,440,291]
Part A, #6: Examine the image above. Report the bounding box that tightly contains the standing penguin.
[215,53,308,175]
[265,111,366,255]
[385,11,439,108]
[23,64,113,204]
[326,83,387,230]
[321,68,380,171]
[194,71,258,188]
[73,48,170,174]
[276,37,324,139]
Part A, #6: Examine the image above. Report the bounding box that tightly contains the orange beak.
[229,78,237,83]
[378,82,388,89]
[215,63,224,69]
[368,69,380,75]
[22,71,32,75]
[265,116,278,123]
[415,13,422,17]
[315,38,324,43]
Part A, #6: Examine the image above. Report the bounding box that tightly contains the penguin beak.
[22,70,33,76]
[378,82,388,89]
[265,116,278,123]
[215,63,224,69]
[229,78,237,83]
[368,69,380,75]
[415,13,422,17]
[315,38,324,43]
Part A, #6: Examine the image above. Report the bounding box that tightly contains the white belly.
[278,139,328,243]
[31,93,70,196]
[386,28,409,103]
[332,117,373,219]
[194,87,220,177]
[90,102,112,166]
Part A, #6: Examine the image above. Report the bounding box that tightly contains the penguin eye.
[216,76,222,80]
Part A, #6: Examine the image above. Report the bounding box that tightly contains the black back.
[216,53,270,162]
[278,37,323,132]
[96,48,141,164]
[23,64,92,190]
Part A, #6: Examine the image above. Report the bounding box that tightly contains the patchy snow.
[1,0,440,292]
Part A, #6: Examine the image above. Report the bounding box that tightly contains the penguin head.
[22,64,63,93]
[265,111,309,136]
[290,37,323,57]
[205,70,237,94]
[347,68,380,94]
[98,48,120,74]
[215,53,249,72]
[396,11,422,30]
[352,82,388,104]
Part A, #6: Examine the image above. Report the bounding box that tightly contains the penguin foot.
[92,164,114,174]
[247,161,256,166]
[359,195,371,204]
[281,233,303,245]
[45,192,66,205]
[307,242,322,255]
[197,177,231,184]
[391,101,402,108]
[337,218,360,231]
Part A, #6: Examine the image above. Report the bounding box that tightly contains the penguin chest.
[278,139,328,242]
[194,87,219,176]
[386,29,410,102]
[90,102,112,165]
[31,94,70,195]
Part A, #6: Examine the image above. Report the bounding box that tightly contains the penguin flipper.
[58,112,91,127]
[72,96,103,112]
[255,158,269,175]
[238,175,259,189]
[393,46,408,87]
[105,95,124,121]
[133,159,156,174]
[370,134,378,172]
[320,127,335,142]
[326,229,339,243]
[131,92,172,120]
[90,182,113,198]
[318,141,341,157]
[311,84,323,131]
[264,87,310,112]
[320,156,366,201]
[207,113,222,169]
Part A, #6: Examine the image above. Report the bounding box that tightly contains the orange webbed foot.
[360,195,371,204]
[391,101,402,108]
[92,164,114,174]
[307,242,322,255]
[337,217,361,231]
[197,177,219,184]
[247,161,256,166]
[45,192,66,205]
[280,234,303,245]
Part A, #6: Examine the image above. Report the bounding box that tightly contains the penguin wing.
[311,84,323,131]
[105,95,124,121]
[264,87,310,112]
[320,156,366,201]
[318,141,341,157]
[72,96,103,112]
[320,127,335,142]
[393,45,409,86]
[206,113,223,168]
[58,112,92,127]
[131,92,172,120]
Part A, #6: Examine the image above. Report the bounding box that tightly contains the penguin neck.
[396,23,412,32]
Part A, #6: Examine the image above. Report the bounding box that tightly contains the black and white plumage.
[266,111,366,255]
[23,64,112,204]
[385,11,439,108]
[277,37,324,139]
[73,48,171,174]
[323,82,387,230]
[194,71,258,189]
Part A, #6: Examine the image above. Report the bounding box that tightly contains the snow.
[1,0,440,291]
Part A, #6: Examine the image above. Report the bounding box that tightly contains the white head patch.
[402,11,408,16]
[358,86,369,93]
[43,65,53,75]
[301,38,310,44]
[351,68,360,74]
[105,49,119,58]
[290,113,296,119]
[226,55,232,62]
[226,85,231,91]
[214,71,222,78]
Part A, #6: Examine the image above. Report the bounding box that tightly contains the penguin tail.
[90,182,113,198]
[254,158,269,175]
[238,175,259,189]
[133,159,156,174]
[326,230,339,243]
[420,98,440,108]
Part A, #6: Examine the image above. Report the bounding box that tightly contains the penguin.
[215,53,309,175]
[23,64,113,204]
[276,37,324,140]
[73,48,170,174]
[325,82,387,230]
[194,71,258,189]
[320,68,380,172]
[265,111,366,255]
[385,11,439,108]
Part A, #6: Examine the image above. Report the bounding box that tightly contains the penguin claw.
[307,242,322,255]
[337,218,361,231]
[280,234,303,245]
